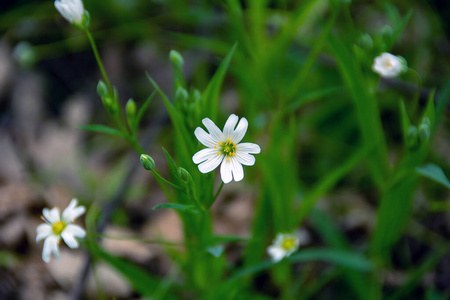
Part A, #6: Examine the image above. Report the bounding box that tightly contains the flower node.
[221,140,236,156]
[52,221,66,235]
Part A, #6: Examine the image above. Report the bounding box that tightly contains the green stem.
[85,29,112,94]
[213,182,224,202]
[408,68,422,121]
[151,169,182,190]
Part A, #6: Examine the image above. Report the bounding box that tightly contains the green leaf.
[78,124,123,137]
[399,100,411,140]
[134,91,156,132]
[200,43,237,120]
[328,34,389,188]
[416,164,450,189]
[90,244,178,300]
[162,148,180,182]
[146,73,195,162]
[210,235,250,244]
[423,89,435,131]
[230,248,372,281]
[288,249,373,272]
[152,203,200,214]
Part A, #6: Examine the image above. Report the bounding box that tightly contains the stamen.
[227,158,230,161]
[214,146,217,149]
[218,142,222,145]
[217,152,220,155]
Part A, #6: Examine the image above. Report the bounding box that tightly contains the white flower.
[372,52,407,78]
[193,114,261,184]
[36,199,86,263]
[267,230,309,262]
[54,0,86,26]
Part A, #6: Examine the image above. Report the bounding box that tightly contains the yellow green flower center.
[215,139,236,157]
[52,221,66,235]
[281,238,296,251]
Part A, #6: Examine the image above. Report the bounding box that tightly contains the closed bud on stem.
[407,125,419,150]
[140,154,155,171]
[175,86,189,104]
[97,80,108,98]
[102,96,117,115]
[54,0,89,29]
[192,89,201,103]
[357,33,373,49]
[419,123,430,142]
[126,98,136,128]
[169,50,184,69]
[178,167,192,183]
[380,25,393,40]
[13,41,37,68]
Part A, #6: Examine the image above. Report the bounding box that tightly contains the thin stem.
[408,68,422,121]
[152,169,182,190]
[85,29,112,93]
[213,182,224,202]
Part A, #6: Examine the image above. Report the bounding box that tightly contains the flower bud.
[13,41,36,68]
[102,96,117,115]
[169,50,184,68]
[126,99,137,128]
[140,154,155,171]
[357,33,373,49]
[97,80,108,98]
[407,125,419,150]
[192,89,201,103]
[178,167,192,183]
[380,25,393,40]
[418,123,430,142]
[421,117,431,127]
[54,0,88,29]
[175,86,189,103]
[126,99,136,117]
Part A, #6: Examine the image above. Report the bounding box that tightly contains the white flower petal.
[267,246,286,262]
[54,0,84,24]
[42,235,59,263]
[193,148,217,164]
[202,118,224,142]
[372,52,404,78]
[43,207,60,224]
[198,154,224,173]
[62,230,79,249]
[230,158,244,182]
[62,199,85,222]
[237,142,261,154]
[220,158,233,184]
[36,224,52,242]
[64,224,86,238]
[231,117,248,144]
[235,152,256,166]
[194,127,217,147]
[223,114,239,139]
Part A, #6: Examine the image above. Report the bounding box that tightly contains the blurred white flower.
[36,199,86,263]
[54,0,86,27]
[193,114,261,184]
[372,52,407,78]
[267,230,309,262]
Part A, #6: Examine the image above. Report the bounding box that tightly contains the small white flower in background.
[267,230,310,262]
[372,52,407,78]
[193,114,261,184]
[36,199,86,263]
[54,0,87,27]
